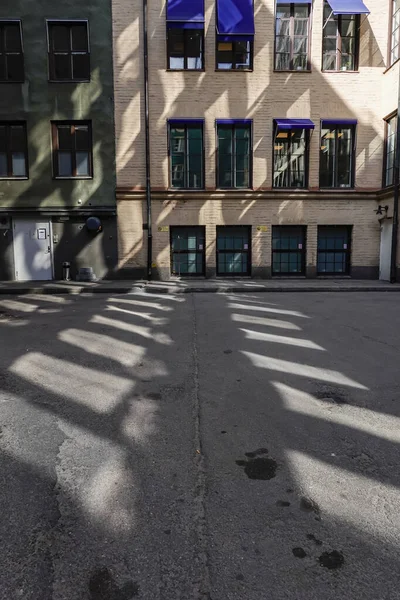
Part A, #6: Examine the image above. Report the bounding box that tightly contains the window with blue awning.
[275,118,315,130]
[166,0,205,27]
[216,0,255,42]
[325,0,370,15]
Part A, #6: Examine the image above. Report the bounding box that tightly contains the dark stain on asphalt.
[292,548,307,559]
[315,387,348,405]
[221,430,227,434]
[245,448,268,458]
[318,550,345,570]
[276,500,291,507]
[307,533,323,546]
[286,488,294,494]
[236,574,245,581]
[164,529,171,535]
[300,497,320,515]
[89,568,140,599]
[224,349,233,354]
[236,449,277,480]
[145,392,162,401]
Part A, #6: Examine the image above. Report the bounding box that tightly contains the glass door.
[216,226,251,275]
[170,226,205,276]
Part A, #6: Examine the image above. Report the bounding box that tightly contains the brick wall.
[113,0,399,278]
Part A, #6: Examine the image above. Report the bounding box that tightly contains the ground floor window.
[216,226,251,275]
[317,225,351,275]
[272,226,306,275]
[170,226,205,276]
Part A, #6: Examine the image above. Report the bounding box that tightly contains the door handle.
[47,246,51,254]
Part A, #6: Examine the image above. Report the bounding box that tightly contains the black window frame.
[272,126,310,189]
[0,121,28,179]
[0,20,24,83]
[274,2,311,72]
[216,122,252,189]
[319,123,356,189]
[317,225,352,276]
[216,38,254,71]
[47,20,90,82]
[322,3,360,72]
[166,27,204,71]
[170,226,206,277]
[272,225,306,276]
[383,112,397,188]
[216,225,252,276]
[390,0,400,66]
[51,120,93,179]
[168,121,205,190]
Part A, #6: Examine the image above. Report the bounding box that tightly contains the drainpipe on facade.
[390,63,400,283]
[143,0,152,279]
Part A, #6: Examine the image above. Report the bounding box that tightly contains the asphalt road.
[0,291,400,600]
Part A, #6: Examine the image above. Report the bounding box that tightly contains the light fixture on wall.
[375,205,389,215]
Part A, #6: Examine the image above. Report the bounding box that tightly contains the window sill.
[319,187,355,191]
[321,70,359,74]
[273,69,311,74]
[0,176,28,180]
[166,69,205,72]
[273,187,309,191]
[53,176,93,180]
[0,80,25,84]
[168,187,205,192]
[48,79,91,83]
[215,68,253,73]
[215,187,254,191]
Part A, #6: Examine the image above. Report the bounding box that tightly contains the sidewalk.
[1,278,400,294]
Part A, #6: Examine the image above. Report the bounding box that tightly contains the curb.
[145,286,400,294]
[0,283,399,295]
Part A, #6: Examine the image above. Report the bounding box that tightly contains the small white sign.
[199,244,203,250]
[343,243,348,249]
[298,243,303,249]
[244,244,249,250]
[37,228,47,240]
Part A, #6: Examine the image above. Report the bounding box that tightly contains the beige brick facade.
[113,0,400,279]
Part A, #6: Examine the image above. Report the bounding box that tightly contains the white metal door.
[13,220,53,281]
[379,220,393,282]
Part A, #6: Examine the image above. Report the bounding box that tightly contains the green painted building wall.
[0,0,117,280]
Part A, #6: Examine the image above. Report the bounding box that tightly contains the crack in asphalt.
[191,294,211,600]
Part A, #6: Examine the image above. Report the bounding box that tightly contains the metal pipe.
[143,0,152,279]
[390,63,400,283]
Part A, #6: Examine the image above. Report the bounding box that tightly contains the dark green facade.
[0,0,117,280]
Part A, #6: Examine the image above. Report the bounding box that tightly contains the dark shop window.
[272,226,306,275]
[0,21,24,82]
[48,21,90,81]
[216,226,251,276]
[273,128,309,188]
[317,226,352,275]
[275,3,310,71]
[170,226,205,276]
[216,39,253,70]
[169,122,204,189]
[390,0,400,66]
[217,123,251,188]
[322,2,359,72]
[167,28,203,70]
[52,122,92,178]
[384,113,397,187]
[320,124,355,188]
[0,122,28,178]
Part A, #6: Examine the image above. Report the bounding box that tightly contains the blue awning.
[216,0,255,36]
[166,0,205,24]
[275,118,315,130]
[169,118,204,126]
[216,119,252,125]
[326,0,370,15]
[322,119,358,126]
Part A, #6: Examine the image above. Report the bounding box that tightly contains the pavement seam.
[191,294,211,600]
